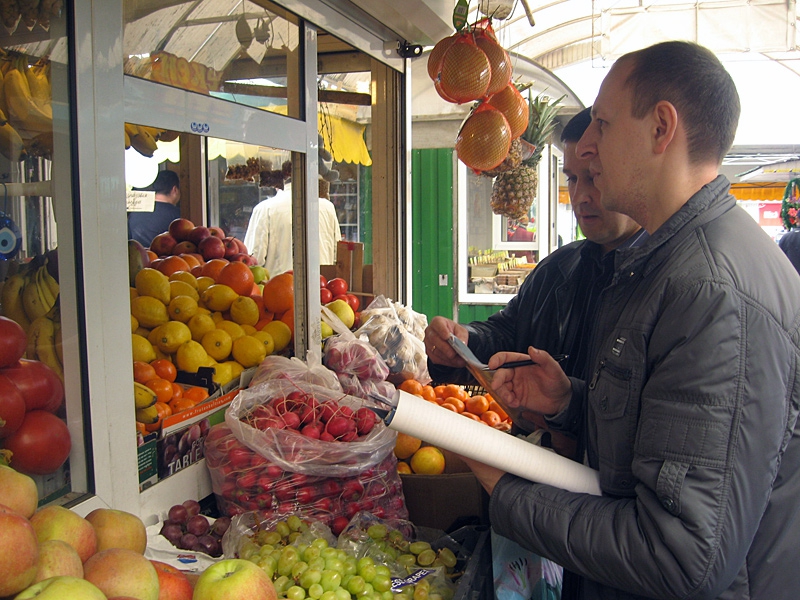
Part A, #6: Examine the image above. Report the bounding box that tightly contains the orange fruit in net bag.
[456,105,511,172]
[427,33,459,80]
[437,37,490,104]
[487,82,529,139]
[476,34,512,96]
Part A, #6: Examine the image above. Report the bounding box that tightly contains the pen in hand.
[494,354,569,369]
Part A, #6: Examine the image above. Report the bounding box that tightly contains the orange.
[201,258,229,281]
[461,411,483,422]
[191,264,204,277]
[445,384,469,402]
[183,385,210,404]
[443,397,465,413]
[397,461,412,475]
[481,410,502,427]
[255,316,275,330]
[488,400,509,421]
[146,377,174,404]
[262,272,294,314]
[441,402,459,412]
[146,250,158,263]
[466,395,490,415]
[169,397,196,414]
[150,358,177,382]
[170,382,184,402]
[420,385,436,403]
[156,256,191,277]
[133,360,157,384]
[217,261,255,297]
[398,379,424,396]
[179,253,202,269]
[136,421,147,436]
[410,446,446,475]
[394,433,422,460]
[280,307,295,336]
[433,385,447,400]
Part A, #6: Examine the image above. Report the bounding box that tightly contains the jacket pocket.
[588,358,634,420]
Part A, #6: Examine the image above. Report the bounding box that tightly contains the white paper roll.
[390,390,601,496]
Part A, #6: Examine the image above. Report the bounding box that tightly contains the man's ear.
[652,100,678,154]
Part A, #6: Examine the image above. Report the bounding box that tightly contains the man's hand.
[460,455,505,495]
[489,347,573,417]
[424,316,468,367]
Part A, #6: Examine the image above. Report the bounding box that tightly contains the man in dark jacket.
[468,41,800,599]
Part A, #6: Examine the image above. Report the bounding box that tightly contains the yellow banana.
[25,61,50,108]
[1,272,30,330]
[40,262,59,298]
[135,403,159,424]
[0,108,25,161]
[5,57,52,134]
[36,265,56,307]
[27,314,63,379]
[134,381,158,409]
[129,129,158,158]
[21,270,49,321]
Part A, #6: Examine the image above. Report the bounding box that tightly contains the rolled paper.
[389,390,601,495]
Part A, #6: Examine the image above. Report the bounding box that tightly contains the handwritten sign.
[127,190,155,212]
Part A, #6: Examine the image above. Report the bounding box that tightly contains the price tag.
[453,0,469,31]
[126,190,156,212]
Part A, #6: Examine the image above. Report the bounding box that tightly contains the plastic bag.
[248,347,342,392]
[225,378,396,477]
[221,511,337,559]
[492,529,563,600]
[354,296,430,383]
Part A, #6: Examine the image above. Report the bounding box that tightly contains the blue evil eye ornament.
[0,212,21,260]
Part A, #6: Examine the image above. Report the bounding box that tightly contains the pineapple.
[489,90,564,219]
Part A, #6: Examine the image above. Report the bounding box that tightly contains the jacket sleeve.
[489,278,794,599]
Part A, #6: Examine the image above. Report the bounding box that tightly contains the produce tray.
[449,525,492,600]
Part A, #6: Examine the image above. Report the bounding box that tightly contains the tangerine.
[169,397,196,414]
[145,378,174,404]
[262,272,294,314]
[146,250,158,263]
[201,258,229,281]
[420,385,436,403]
[398,379,424,396]
[480,410,502,427]
[217,261,255,296]
[170,382,183,402]
[487,400,509,421]
[150,358,177,382]
[133,360,157,384]
[443,397,465,413]
[433,385,447,400]
[183,385,210,404]
[445,384,469,402]
[465,395,490,415]
[461,411,482,422]
[156,255,191,277]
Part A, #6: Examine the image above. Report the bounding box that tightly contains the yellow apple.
[83,548,159,600]
[325,299,355,329]
[85,507,147,554]
[13,576,107,600]
[34,539,84,582]
[0,504,38,597]
[0,464,38,518]
[193,559,277,600]
[29,505,97,563]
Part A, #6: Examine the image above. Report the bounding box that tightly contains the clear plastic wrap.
[248,348,342,392]
[224,379,396,477]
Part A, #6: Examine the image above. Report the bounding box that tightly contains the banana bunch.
[20,261,59,322]
[0,60,26,161]
[125,123,167,158]
[1,267,32,331]
[5,54,52,137]
[26,303,63,380]
[134,382,159,424]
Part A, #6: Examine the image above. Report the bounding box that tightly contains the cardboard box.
[399,450,490,533]
[322,241,374,307]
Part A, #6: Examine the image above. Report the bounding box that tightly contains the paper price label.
[127,190,156,212]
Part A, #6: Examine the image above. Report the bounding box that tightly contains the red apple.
[172,241,197,255]
[168,218,195,242]
[0,503,39,597]
[232,253,258,266]
[151,560,193,600]
[85,508,147,554]
[0,464,38,518]
[192,558,276,600]
[320,274,328,288]
[150,232,177,257]
[198,236,226,261]
[234,238,248,253]
[326,277,348,296]
[223,237,240,259]
[188,225,212,246]
[83,548,159,600]
[29,505,98,563]
[14,576,107,600]
[208,226,226,239]
[34,539,84,582]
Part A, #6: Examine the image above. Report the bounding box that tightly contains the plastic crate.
[449,525,493,600]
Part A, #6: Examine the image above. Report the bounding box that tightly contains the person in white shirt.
[244,181,342,277]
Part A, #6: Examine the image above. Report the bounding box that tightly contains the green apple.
[325,299,355,329]
[193,559,277,600]
[13,576,107,600]
[85,508,147,554]
[0,464,38,519]
[249,265,268,284]
[83,548,159,600]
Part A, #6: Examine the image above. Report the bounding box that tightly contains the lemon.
[202,284,238,311]
[196,276,216,294]
[224,360,245,381]
[176,340,209,373]
[216,320,245,341]
[252,330,275,357]
[135,268,170,304]
[169,271,198,288]
[131,314,139,333]
[212,361,235,387]
[241,324,257,336]
[129,287,139,302]
[170,280,200,302]
[195,306,211,316]
[147,325,163,346]
[168,295,199,323]
[132,334,157,363]
[232,335,268,368]
[202,329,233,361]
[156,321,192,354]
[210,311,224,324]
[131,295,169,329]
[188,313,217,342]
[262,320,292,352]
[135,327,150,339]
[154,349,170,361]
[229,296,259,327]
[410,446,446,475]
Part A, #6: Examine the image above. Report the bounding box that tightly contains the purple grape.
[211,516,231,537]
[186,514,210,537]
[159,523,183,546]
[168,504,189,524]
[195,534,220,556]
[179,532,198,550]
[182,499,201,517]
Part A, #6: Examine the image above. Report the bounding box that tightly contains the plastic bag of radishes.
[225,378,396,477]
[204,422,408,533]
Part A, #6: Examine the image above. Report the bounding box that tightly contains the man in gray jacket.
[467,41,800,599]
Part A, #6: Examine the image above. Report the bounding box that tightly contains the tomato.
[0,316,27,368]
[320,287,333,304]
[3,410,71,475]
[1,359,64,413]
[0,374,25,438]
[320,274,328,288]
[345,293,360,312]
[326,277,348,296]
